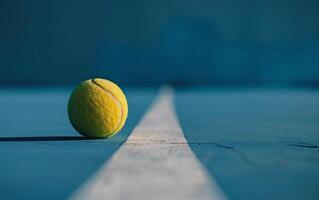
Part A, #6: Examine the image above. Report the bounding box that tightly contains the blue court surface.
[0,87,319,200]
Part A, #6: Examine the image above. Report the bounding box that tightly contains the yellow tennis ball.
[67,78,128,138]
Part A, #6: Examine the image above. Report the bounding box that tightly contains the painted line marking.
[70,87,226,200]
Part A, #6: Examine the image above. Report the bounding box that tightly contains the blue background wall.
[1,0,319,86]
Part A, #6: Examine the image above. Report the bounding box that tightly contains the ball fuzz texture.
[68,78,128,138]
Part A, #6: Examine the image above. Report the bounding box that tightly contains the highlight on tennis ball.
[67,78,128,138]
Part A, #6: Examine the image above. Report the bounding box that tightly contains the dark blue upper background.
[1,0,319,87]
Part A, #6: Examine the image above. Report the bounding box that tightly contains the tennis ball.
[67,78,128,138]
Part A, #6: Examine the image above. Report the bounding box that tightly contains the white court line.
[70,87,226,200]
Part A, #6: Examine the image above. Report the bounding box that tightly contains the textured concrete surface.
[0,88,318,200]
[176,88,319,200]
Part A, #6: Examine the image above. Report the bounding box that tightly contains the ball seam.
[91,79,124,136]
